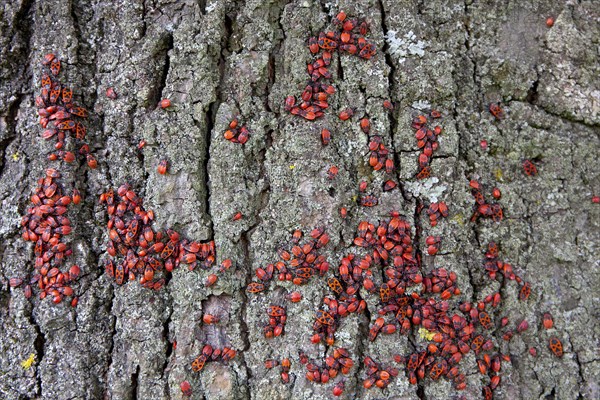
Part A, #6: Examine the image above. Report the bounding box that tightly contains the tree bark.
[0,0,598,399]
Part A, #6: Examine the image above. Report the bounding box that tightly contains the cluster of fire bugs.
[12,10,574,400]
[36,54,97,169]
[16,168,81,306]
[98,184,222,290]
[284,10,375,122]
[12,55,94,307]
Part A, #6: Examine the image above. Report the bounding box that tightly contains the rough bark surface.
[0,0,598,399]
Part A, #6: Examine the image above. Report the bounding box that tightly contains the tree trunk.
[0,0,598,399]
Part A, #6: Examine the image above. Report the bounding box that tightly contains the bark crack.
[196,0,206,16]
[462,0,481,104]
[140,0,148,37]
[377,0,410,202]
[570,338,585,395]
[31,311,46,398]
[131,364,140,400]
[0,95,24,180]
[161,304,174,381]
[352,303,371,399]
[202,101,217,238]
[238,231,254,397]
[147,33,173,111]
[103,288,117,394]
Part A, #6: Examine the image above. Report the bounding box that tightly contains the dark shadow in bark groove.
[103,289,117,396]
[353,299,372,398]
[196,0,206,16]
[0,95,24,177]
[31,313,46,397]
[203,100,219,238]
[147,34,174,112]
[131,364,140,399]
[377,0,411,203]
[161,306,174,379]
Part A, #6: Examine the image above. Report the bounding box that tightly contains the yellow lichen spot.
[494,168,503,181]
[451,213,465,226]
[11,152,19,161]
[21,353,35,369]
[289,165,295,170]
[352,195,358,202]
[418,327,435,341]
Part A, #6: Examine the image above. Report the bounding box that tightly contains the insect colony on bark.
[98,184,220,290]
[411,111,443,180]
[37,55,97,169]
[284,10,375,122]
[16,168,81,306]
[12,9,574,400]
[12,55,95,306]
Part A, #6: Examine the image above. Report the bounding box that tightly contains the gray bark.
[0,0,598,399]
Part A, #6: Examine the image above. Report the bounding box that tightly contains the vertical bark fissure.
[1,0,34,173]
[103,289,117,392]
[265,53,276,113]
[570,339,585,394]
[161,306,174,378]
[526,71,540,105]
[128,106,149,188]
[140,0,147,38]
[13,0,35,71]
[8,0,35,109]
[131,364,140,400]
[68,0,82,59]
[31,312,46,397]
[0,0,33,179]
[410,197,426,399]
[416,385,427,399]
[201,11,234,239]
[352,303,371,398]
[147,34,173,112]
[455,0,484,309]
[202,101,217,238]
[377,0,409,202]
[72,0,107,318]
[236,159,272,397]
[462,0,481,104]
[238,231,254,397]
[0,95,25,179]
[196,0,206,15]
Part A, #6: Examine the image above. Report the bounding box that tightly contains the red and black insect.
[321,128,331,145]
[489,102,504,120]
[327,165,339,179]
[246,282,265,293]
[360,195,378,207]
[542,313,554,330]
[548,337,563,357]
[157,160,168,175]
[159,99,171,109]
[519,282,531,301]
[338,108,354,121]
[522,159,538,176]
[264,305,287,338]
